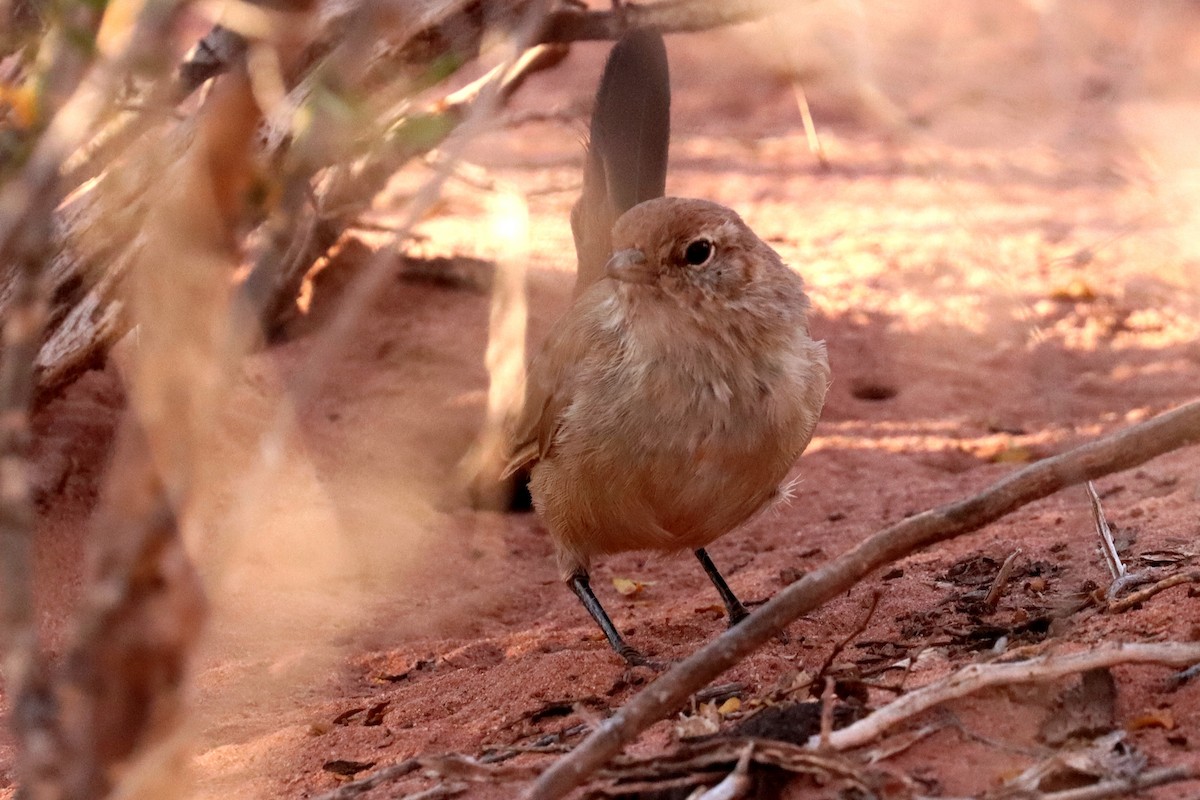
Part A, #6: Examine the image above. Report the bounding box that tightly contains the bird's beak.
[605,249,655,285]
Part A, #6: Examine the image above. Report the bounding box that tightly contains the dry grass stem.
[1087,482,1125,580]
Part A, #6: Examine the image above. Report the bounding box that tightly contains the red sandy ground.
[4,2,1200,798]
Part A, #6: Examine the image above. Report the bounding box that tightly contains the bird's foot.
[726,604,750,628]
[618,644,664,670]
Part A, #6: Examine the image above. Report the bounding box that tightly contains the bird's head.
[605,197,782,306]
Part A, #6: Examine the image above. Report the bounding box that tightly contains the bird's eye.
[683,238,714,266]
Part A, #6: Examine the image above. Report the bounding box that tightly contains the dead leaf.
[613,577,651,596]
[1049,279,1097,302]
[992,444,1034,463]
[676,702,721,739]
[364,700,389,726]
[717,697,742,715]
[1128,710,1175,731]
[1138,549,1195,567]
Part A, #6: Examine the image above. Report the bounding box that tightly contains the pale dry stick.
[1087,481,1124,580]
[791,82,829,169]
[694,743,754,800]
[51,58,263,799]
[525,398,1200,800]
[1109,569,1200,613]
[817,676,837,748]
[812,641,1200,751]
[923,764,1198,800]
[983,548,1022,610]
[398,782,468,800]
[863,722,944,764]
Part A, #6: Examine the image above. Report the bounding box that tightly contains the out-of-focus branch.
[58,422,206,799]
[0,2,139,795]
[535,0,779,43]
[13,0,786,399]
[245,40,567,336]
[1,4,268,794]
[54,52,266,800]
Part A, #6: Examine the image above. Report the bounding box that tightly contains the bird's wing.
[503,285,614,479]
[571,28,670,294]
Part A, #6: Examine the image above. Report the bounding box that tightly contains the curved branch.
[536,0,778,44]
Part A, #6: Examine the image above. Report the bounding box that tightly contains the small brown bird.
[504,32,830,665]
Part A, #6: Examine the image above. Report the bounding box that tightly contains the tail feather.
[571,29,670,294]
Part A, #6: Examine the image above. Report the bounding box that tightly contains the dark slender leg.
[568,572,650,666]
[695,548,749,626]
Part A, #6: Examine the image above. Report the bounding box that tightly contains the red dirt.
[5,2,1200,798]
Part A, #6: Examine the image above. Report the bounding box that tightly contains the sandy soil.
[4,1,1200,798]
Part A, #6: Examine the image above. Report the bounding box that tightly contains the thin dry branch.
[260,15,559,415]
[312,759,421,800]
[812,588,880,691]
[816,641,1200,751]
[1108,569,1200,613]
[173,0,781,99]
[246,40,567,335]
[984,548,1021,611]
[524,398,1200,800]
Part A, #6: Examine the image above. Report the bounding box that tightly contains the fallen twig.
[1108,569,1200,613]
[814,642,1200,751]
[984,548,1022,611]
[1167,662,1200,689]
[694,743,754,800]
[599,737,873,794]
[311,758,420,800]
[1087,482,1125,581]
[817,677,836,748]
[399,782,468,800]
[524,399,1200,800]
[863,721,945,764]
[812,589,881,691]
[923,764,1198,800]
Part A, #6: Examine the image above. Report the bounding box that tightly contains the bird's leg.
[568,571,651,666]
[695,548,750,626]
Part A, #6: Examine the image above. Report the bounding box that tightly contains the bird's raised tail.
[571,28,671,294]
